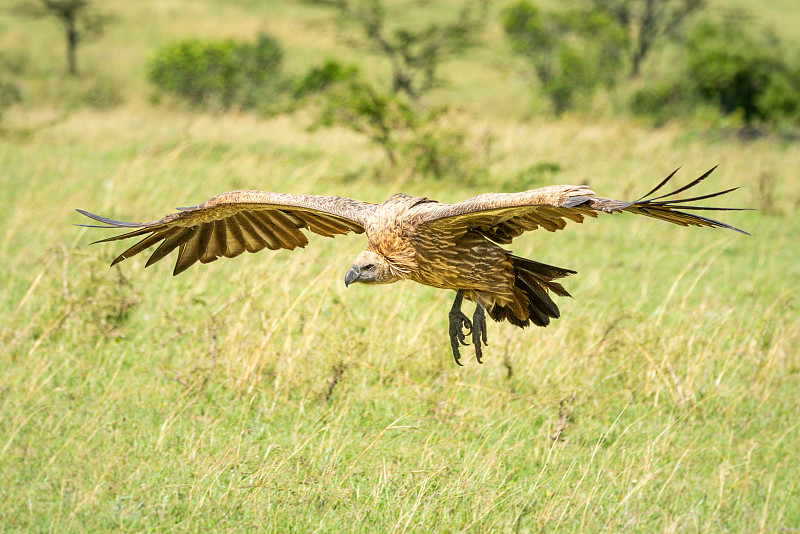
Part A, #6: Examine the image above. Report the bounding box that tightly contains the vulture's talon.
[459,315,472,344]
[449,311,472,364]
[473,304,488,364]
[449,291,472,364]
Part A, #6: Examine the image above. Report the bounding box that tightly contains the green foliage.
[686,19,800,125]
[399,110,487,182]
[0,107,795,530]
[0,79,22,122]
[503,1,627,115]
[292,59,359,98]
[584,0,705,76]
[314,76,485,180]
[315,78,413,165]
[2,3,800,529]
[147,34,284,110]
[310,0,486,98]
[15,0,115,76]
[629,77,699,124]
[501,161,561,192]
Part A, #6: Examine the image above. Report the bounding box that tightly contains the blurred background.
[0,1,798,531]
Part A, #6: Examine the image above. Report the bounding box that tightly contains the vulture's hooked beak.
[344,266,360,287]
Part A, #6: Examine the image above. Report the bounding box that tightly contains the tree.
[16,0,113,76]
[147,35,285,111]
[308,0,486,99]
[315,78,411,165]
[586,0,705,76]
[503,1,627,114]
[686,18,800,126]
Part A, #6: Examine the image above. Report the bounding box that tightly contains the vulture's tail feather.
[488,255,575,328]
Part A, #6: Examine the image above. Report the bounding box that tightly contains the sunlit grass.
[1,1,799,532]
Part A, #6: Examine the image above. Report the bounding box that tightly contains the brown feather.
[78,168,747,349]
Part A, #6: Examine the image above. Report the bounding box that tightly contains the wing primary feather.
[145,227,193,268]
[632,207,750,235]
[268,211,308,247]
[75,209,146,228]
[238,212,280,250]
[202,219,227,262]
[647,187,739,205]
[633,167,680,203]
[77,223,124,229]
[236,213,274,251]
[644,165,718,202]
[195,223,216,264]
[173,227,202,275]
[90,226,158,244]
[223,216,250,257]
[655,205,753,212]
[110,232,165,266]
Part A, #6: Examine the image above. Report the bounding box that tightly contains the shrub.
[310,0,486,99]
[314,76,486,181]
[0,79,21,123]
[502,1,627,115]
[147,34,284,110]
[293,59,358,98]
[501,162,561,192]
[685,19,800,125]
[629,77,699,124]
[315,78,414,166]
[399,110,486,182]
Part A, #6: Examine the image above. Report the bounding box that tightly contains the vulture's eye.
[364,264,375,271]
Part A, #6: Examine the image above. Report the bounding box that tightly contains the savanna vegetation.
[1,0,798,531]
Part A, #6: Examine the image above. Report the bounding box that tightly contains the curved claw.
[449,291,470,365]
[448,292,491,365]
[458,315,472,345]
[449,311,472,365]
[473,304,488,364]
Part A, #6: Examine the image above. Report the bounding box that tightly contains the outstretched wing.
[418,167,749,243]
[77,191,376,275]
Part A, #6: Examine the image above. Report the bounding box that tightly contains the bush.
[311,0,486,99]
[0,79,21,123]
[147,34,284,110]
[400,111,487,182]
[293,59,359,98]
[629,77,699,124]
[315,78,414,166]
[313,76,486,181]
[685,19,800,126]
[502,1,627,115]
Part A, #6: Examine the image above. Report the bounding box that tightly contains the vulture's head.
[345,250,401,286]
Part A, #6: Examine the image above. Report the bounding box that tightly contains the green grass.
[2,1,800,532]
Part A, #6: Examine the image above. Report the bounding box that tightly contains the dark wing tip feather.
[75,208,146,228]
[623,166,750,235]
[669,209,751,235]
[643,165,719,203]
[651,186,740,205]
[634,167,680,202]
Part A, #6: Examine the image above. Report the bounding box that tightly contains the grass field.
[1,1,799,532]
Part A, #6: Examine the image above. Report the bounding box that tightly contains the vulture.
[77,167,748,365]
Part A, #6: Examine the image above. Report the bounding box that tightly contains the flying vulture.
[77,167,747,365]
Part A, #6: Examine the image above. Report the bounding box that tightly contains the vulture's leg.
[448,291,472,366]
[472,303,488,364]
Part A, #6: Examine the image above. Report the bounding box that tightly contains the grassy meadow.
[1,1,799,532]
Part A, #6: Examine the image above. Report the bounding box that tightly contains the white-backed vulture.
[77,167,748,364]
